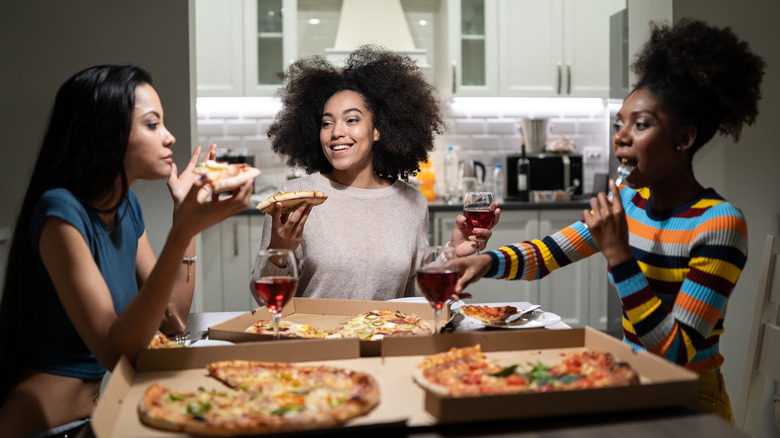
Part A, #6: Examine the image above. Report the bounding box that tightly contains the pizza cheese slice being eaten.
[193,160,261,193]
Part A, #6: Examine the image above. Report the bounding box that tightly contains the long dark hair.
[0,64,152,406]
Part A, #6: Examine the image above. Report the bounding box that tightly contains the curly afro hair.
[267,45,445,181]
[631,18,765,152]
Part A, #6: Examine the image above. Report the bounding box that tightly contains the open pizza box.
[379,326,701,423]
[91,337,421,438]
[208,297,449,357]
[92,327,700,437]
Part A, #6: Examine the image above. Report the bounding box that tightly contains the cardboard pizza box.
[208,297,449,357]
[379,327,701,423]
[91,338,427,438]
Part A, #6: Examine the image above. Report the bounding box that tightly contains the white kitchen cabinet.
[446,0,499,97]
[196,0,296,97]
[432,208,609,328]
[444,0,624,98]
[201,216,255,311]
[499,0,626,97]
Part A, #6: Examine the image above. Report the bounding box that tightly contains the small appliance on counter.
[504,152,583,202]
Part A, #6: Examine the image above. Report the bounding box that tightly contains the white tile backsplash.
[197,97,613,195]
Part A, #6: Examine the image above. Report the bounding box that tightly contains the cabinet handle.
[452,62,457,95]
[556,62,562,95]
[233,223,238,257]
[567,63,572,95]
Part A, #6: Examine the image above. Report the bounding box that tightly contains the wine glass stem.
[272,312,280,340]
[433,308,441,335]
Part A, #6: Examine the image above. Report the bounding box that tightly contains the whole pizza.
[415,345,639,397]
[138,360,380,435]
[244,310,434,340]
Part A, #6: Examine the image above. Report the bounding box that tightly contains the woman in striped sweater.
[450,19,765,422]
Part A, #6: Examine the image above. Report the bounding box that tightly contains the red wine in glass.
[416,268,459,310]
[463,209,496,236]
[250,249,298,340]
[252,276,297,314]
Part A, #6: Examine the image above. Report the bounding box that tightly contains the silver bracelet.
[182,256,197,278]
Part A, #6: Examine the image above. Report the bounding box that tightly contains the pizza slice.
[459,305,518,325]
[148,332,184,349]
[245,319,338,339]
[193,160,261,193]
[256,190,328,215]
[335,310,433,340]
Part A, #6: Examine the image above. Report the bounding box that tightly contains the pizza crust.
[255,190,328,215]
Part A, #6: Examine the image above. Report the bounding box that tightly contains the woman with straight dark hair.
[0,64,252,437]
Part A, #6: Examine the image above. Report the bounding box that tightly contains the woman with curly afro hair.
[258,45,500,301]
[446,19,765,422]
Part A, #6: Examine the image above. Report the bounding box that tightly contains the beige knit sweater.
[259,173,429,301]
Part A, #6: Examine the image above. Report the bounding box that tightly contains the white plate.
[186,339,234,347]
[459,306,562,329]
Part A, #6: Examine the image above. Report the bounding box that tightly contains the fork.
[174,331,191,345]
[607,163,634,201]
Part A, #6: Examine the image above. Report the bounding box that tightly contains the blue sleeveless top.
[27,188,144,379]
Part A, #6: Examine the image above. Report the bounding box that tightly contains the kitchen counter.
[237,198,592,215]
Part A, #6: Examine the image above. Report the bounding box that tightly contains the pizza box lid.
[381,327,701,423]
[208,297,449,357]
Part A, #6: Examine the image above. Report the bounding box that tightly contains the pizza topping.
[139,361,380,435]
[244,309,434,340]
[416,345,640,397]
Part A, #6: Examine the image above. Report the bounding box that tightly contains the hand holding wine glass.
[249,249,298,340]
[463,191,495,254]
[416,245,459,334]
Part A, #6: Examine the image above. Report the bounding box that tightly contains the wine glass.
[249,249,298,340]
[463,191,495,254]
[415,245,459,334]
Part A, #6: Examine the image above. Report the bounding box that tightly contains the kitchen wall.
[0,0,196,294]
[196,96,613,197]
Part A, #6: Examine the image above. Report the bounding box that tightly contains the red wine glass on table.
[416,245,459,334]
[463,191,495,254]
[250,249,298,340]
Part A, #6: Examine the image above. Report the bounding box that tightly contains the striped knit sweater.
[484,187,748,373]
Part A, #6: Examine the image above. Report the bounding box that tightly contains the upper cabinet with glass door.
[446,0,499,97]
[196,0,295,97]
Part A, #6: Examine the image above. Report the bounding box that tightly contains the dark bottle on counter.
[516,143,530,201]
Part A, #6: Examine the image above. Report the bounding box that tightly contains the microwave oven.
[505,153,583,201]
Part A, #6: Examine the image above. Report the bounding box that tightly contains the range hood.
[325,0,429,69]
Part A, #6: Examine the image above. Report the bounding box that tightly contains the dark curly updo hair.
[631,18,765,153]
[267,45,445,181]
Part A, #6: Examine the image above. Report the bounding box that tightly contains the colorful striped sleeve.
[485,219,599,280]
